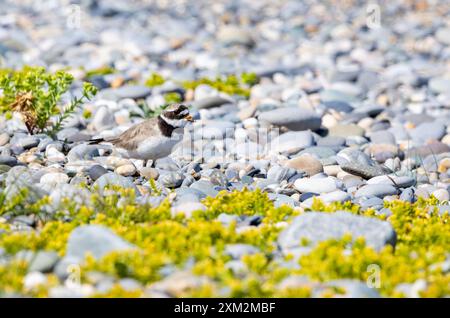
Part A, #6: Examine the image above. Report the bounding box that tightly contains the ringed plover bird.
[89,103,194,160]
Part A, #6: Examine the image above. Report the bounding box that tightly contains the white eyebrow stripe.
[179,109,189,116]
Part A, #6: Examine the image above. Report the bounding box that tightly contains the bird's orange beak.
[185,114,194,122]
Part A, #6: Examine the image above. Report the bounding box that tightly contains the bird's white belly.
[130,136,178,160]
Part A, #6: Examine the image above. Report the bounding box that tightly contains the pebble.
[258,107,321,131]
[329,124,365,137]
[65,225,136,262]
[28,251,60,273]
[278,211,396,253]
[88,165,109,181]
[40,172,69,185]
[283,154,323,176]
[0,133,10,146]
[159,171,184,188]
[1,0,450,298]
[93,172,138,193]
[294,176,338,194]
[431,189,449,202]
[355,184,399,199]
[115,164,136,177]
[267,131,314,154]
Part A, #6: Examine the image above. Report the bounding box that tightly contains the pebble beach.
[0,0,449,298]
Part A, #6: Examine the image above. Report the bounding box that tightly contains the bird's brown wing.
[106,118,160,151]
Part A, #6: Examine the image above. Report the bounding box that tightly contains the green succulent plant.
[0,66,97,136]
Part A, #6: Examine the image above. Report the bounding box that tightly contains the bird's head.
[160,103,194,129]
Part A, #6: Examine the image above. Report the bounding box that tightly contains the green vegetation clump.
[144,72,165,87]
[0,66,97,136]
[84,66,116,78]
[143,72,258,99]
[0,187,448,297]
[182,73,258,98]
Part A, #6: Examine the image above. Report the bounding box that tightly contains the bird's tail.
[88,138,105,145]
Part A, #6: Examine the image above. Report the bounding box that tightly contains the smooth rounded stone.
[384,158,401,172]
[48,184,91,210]
[159,171,184,188]
[87,165,108,181]
[154,157,180,171]
[118,278,142,292]
[317,136,346,148]
[297,146,336,159]
[0,155,18,167]
[302,190,351,208]
[283,154,323,176]
[136,167,158,180]
[24,272,48,290]
[435,27,450,45]
[267,165,296,182]
[225,167,239,181]
[319,190,351,204]
[45,146,66,163]
[91,106,115,131]
[189,180,219,197]
[115,164,136,177]
[93,172,138,193]
[40,172,69,185]
[217,213,240,226]
[355,184,398,199]
[180,175,195,188]
[65,225,136,262]
[415,186,431,199]
[367,175,415,188]
[368,131,396,145]
[224,244,259,260]
[100,85,151,100]
[60,130,91,143]
[28,251,59,273]
[339,154,390,179]
[320,89,358,103]
[323,165,341,176]
[0,133,9,146]
[432,189,450,202]
[409,122,446,144]
[217,25,254,47]
[329,124,365,137]
[429,77,450,95]
[16,136,39,149]
[400,188,415,203]
[201,169,228,186]
[360,197,384,210]
[67,144,100,162]
[192,121,234,139]
[267,131,314,154]
[175,187,207,200]
[268,193,297,208]
[278,211,396,252]
[321,100,353,113]
[294,176,338,194]
[438,158,450,173]
[191,96,232,109]
[172,202,206,218]
[406,142,450,158]
[258,107,322,131]
[0,164,11,174]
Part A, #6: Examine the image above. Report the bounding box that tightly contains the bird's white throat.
[160,114,189,129]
